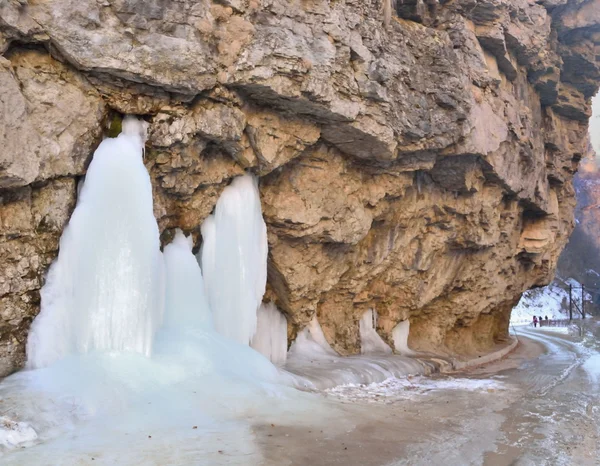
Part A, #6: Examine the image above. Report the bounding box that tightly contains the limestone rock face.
[0,0,598,373]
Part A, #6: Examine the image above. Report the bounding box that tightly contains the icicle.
[392,320,415,355]
[26,117,164,368]
[359,309,392,354]
[250,302,288,366]
[288,316,338,359]
[200,174,268,345]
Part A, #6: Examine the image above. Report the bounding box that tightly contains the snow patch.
[582,354,600,385]
[326,376,506,403]
[0,418,37,449]
[539,327,571,335]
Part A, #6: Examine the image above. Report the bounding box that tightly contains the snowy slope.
[511,279,592,325]
[510,284,569,325]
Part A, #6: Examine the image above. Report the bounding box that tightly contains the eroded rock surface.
[0,0,598,374]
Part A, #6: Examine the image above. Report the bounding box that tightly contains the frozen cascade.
[0,116,435,463]
[392,320,416,356]
[0,117,295,462]
[359,309,393,355]
[250,302,288,366]
[200,175,268,345]
[286,316,428,390]
[288,316,339,359]
[163,229,212,331]
[26,117,164,369]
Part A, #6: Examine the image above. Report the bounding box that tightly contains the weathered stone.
[245,110,320,174]
[0,49,105,188]
[0,178,76,376]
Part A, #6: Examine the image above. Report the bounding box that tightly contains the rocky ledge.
[0,0,598,376]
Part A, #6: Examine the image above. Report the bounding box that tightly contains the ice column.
[288,316,339,359]
[27,117,164,368]
[359,309,392,354]
[163,229,212,331]
[250,302,288,365]
[200,175,268,345]
[392,320,415,355]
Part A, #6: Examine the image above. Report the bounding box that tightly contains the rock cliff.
[0,0,598,375]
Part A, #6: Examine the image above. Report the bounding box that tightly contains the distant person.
[533,316,538,327]
[545,316,549,322]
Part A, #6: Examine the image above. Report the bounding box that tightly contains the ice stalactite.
[26,117,164,369]
[200,175,268,345]
[250,302,288,366]
[288,316,339,359]
[286,316,427,390]
[359,309,392,354]
[392,320,415,355]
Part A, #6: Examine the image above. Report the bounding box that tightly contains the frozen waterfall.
[163,229,212,331]
[251,302,288,366]
[26,117,164,369]
[359,309,393,355]
[0,115,436,463]
[200,175,268,345]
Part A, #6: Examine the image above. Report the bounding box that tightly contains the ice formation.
[0,117,295,462]
[163,229,211,331]
[26,117,164,369]
[250,302,288,366]
[286,316,427,390]
[0,116,441,463]
[200,175,268,345]
[392,320,415,355]
[288,316,339,359]
[359,309,392,354]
